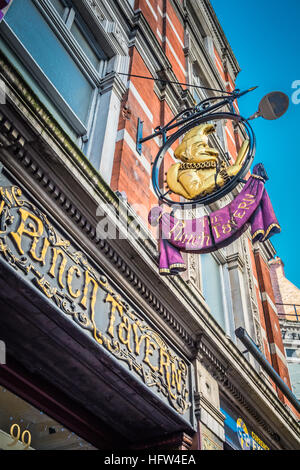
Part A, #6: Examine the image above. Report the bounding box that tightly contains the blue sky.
[210,0,300,288]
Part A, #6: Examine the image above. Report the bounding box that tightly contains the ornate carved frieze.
[83,0,128,55]
[0,173,192,417]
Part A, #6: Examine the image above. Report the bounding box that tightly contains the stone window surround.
[0,0,130,181]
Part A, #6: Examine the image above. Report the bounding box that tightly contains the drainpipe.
[235,327,300,413]
[195,409,202,450]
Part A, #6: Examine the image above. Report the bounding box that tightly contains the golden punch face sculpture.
[166,123,249,200]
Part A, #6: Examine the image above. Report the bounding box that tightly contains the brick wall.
[255,251,296,411]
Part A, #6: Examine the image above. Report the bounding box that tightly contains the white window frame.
[1,0,110,138]
[199,248,234,336]
[196,204,235,337]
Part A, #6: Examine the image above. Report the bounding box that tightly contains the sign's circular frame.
[151,112,256,207]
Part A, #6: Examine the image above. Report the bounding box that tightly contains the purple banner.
[149,164,281,275]
[0,0,12,22]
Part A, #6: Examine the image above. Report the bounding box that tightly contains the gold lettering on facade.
[80,270,99,314]
[118,315,132,353]
[0,189,12,217]
[143,337,158,372]
[106,293,123,338]
[159,349,170,378]
[11,187,24,207]
[171,361,182,394]
[132,323,147,355]
[67,265,82,299]
[159,349,176,399]
[0,189,191,415]
[48,248,67,289]
[251,431,269,450]
[10,208,45,257]
[31,237,50,265]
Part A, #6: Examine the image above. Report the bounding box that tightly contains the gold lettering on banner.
[169,221,186,242]
[212,223,221,239]
[222,223,232,235]
[198,231,211,247]
[181,233,192,244]
[233,194,256,220]
[233,209,246,219]
[0,185,191,415]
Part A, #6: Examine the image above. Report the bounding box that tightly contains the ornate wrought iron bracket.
[136,87,259,207]
[136,87,257,155]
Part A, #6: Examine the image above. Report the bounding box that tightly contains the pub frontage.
[0,0,299,451]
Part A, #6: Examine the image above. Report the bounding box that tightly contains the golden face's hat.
[174,123,216,160]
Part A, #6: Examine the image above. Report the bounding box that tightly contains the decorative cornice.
[194,391,226,424]
[226,252,245,272]
[200,0,241,78]
[254,239,277,265]
[79,0,129,55]
[184,5,230,92]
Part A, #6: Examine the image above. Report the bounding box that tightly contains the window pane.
[201,254,226,330]
[49,0,65,17]
[286,348,299,358]
[5,0,93,124]
[0,37,78,140]
[71,21,100,69]
[0,385,96,450]
[286,363,300,398]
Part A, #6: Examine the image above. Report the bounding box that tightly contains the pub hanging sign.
[141,89,289,275]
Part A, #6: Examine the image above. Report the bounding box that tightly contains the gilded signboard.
[0,174,191,417]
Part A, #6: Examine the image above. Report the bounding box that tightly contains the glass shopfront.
[0,385,96,450]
